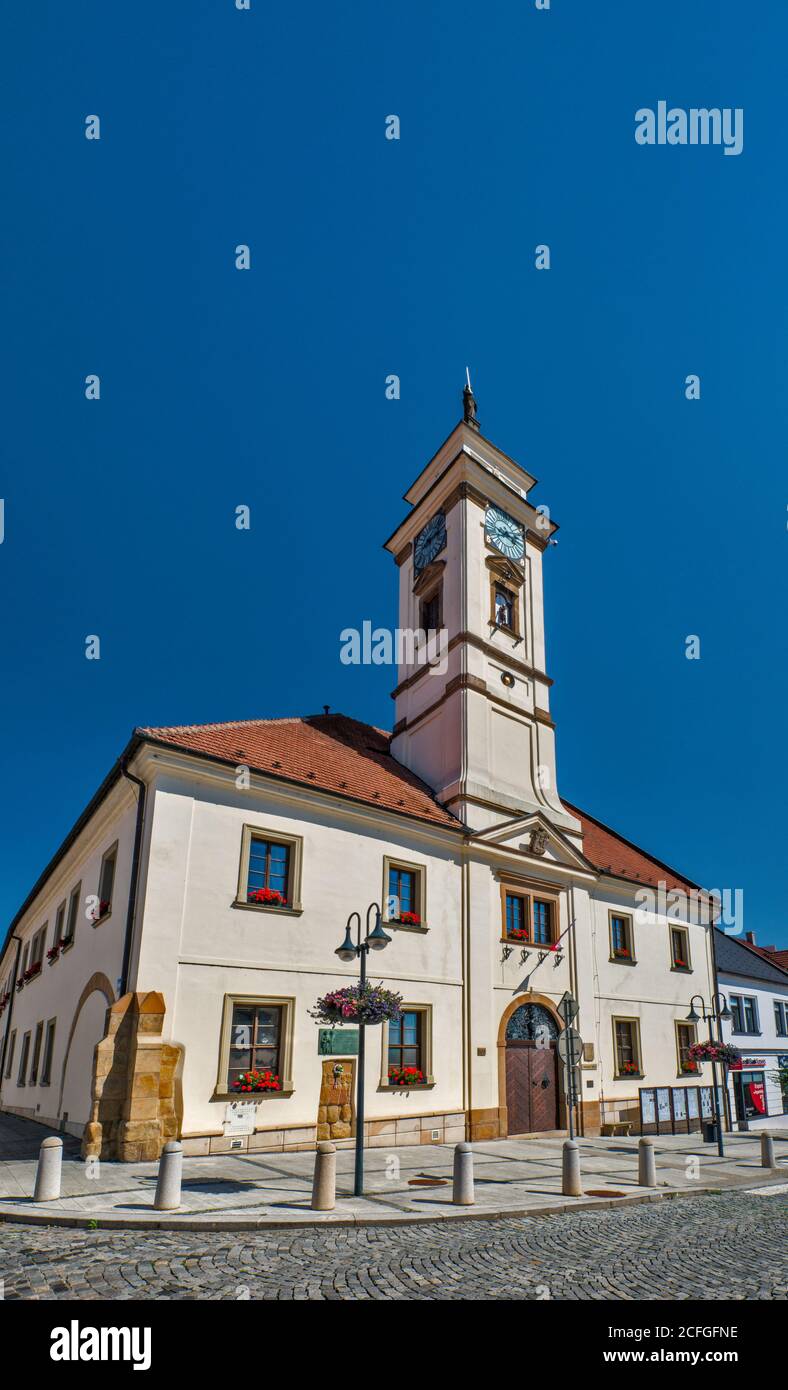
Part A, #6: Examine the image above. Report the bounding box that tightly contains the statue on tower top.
[462,367,480,431]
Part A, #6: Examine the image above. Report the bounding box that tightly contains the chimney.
[745,931,756,945]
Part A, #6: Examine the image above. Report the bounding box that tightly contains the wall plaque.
[318,1028,359,1056]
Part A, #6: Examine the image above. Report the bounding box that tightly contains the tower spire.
[462,368,480,432]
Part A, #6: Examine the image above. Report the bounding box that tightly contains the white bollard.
[452,1142,475,1205]
[562,1139,582,1196]
[153,1140,183,1211]
[33,1136,63,1201]
[638,1136,656,1187]
[311,1141,337,1210]
[760,1132,776,1169]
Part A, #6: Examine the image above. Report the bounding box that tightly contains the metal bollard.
[311,1141,337,1210]
[33,1136,63,1202]
[452,1142,475,1205]
[153,1140,183,1211]
[760,1132,776,1169]
[638,1135,656,1187]
[562,1138,582,1196]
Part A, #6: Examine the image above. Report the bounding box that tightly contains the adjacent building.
[715,928,788,1128]
[0,392,725,1159]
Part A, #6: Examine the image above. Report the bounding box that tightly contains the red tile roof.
[139,713,460,830]
[554,802,700,894]
[743,943,788,972]
[140,714,701,891]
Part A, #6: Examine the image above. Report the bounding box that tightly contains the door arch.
[498,995,564,1136]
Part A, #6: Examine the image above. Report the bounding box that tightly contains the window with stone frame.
[40,1019,56,1086]
[226,1002,283,1091]
[676,1021,698,1076]
[387,1009,425,1084]
[95,843,117,920]
[63,883,81,945]
[669,925,691,971]
[613,1018,642,1077]
[609,913,634,962]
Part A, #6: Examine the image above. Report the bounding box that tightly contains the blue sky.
[1,1,786,946]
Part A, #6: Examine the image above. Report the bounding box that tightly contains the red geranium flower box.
[388,1065,425,1087]
[231,1069,281,1094]
[247,888,287,907]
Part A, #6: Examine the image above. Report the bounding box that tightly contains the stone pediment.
[473,812,595,875]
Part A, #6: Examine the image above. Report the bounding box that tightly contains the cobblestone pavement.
[1,1191,786,1300]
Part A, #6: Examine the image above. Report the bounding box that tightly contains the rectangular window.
[731,995,759,1033]
[532,899,553,945]
[30,1021,44,1086]
[676,1022,698,1076]
[31,928,46,967]
[226,1002,283,1091]
[388,1009,423,1080]
[500,884,558,944]
[775,1001,788,1037]
[730,996,743,1032]
[613,1018,642,1077]
[670,927,691,970]
[389,866,415,918]
[5,1030,16,1079]
[63,884,81,945]
[240,826,302,910]
[96,844,117,919]
[53,902,66,947]
[17,1031,31,1086]
[40,1019,56,1086]
[505,892,529,940]
[610,913,634,961]
[383,858,425,927]
[420,586,442,632]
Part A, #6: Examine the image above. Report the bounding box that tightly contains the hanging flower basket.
[689,1041,740,1066]
[310,983,403,1027]
[231,1069,281,1093]
[388,1065,425,1087]
[247,888,287,907]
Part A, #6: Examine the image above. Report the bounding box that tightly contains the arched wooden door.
[504,1003,560,1135]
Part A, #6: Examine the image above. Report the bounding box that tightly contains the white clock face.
[485,505,524,561]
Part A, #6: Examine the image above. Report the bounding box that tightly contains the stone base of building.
[82,991,183,1162]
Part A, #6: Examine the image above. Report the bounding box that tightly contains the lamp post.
[686,993,732,1158]
[335,902,392,1197]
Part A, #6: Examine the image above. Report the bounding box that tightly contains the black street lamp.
[686,992,733,1157]
[335,902,392,1196]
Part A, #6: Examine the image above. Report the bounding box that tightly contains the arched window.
[505,1003,559,1042]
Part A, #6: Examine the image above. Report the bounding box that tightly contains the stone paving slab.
[0,1111,785,1230]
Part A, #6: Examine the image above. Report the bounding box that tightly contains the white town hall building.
[0,392,724,1159]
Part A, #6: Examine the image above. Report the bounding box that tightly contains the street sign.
[558,1028,583,1063]
[558,992,579,1025]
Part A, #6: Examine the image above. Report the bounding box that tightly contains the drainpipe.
[707,904,731,1132]
[0,936,23,1100]
[118,761,147,998]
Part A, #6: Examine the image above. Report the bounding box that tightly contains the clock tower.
[385,385,581,838]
